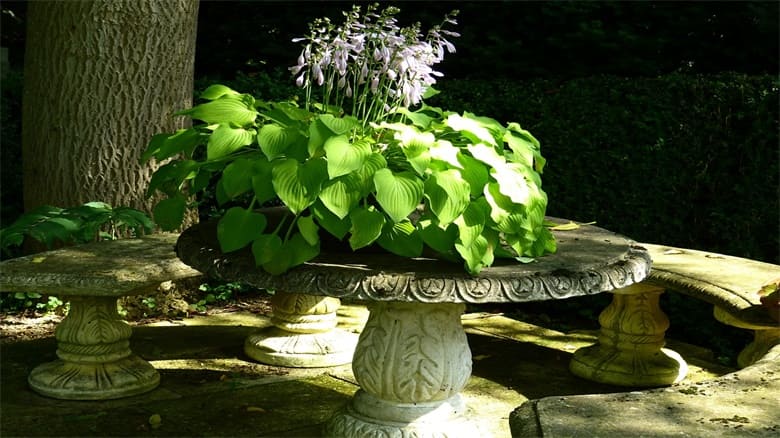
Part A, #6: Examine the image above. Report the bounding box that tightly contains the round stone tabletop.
[176,218,651,304]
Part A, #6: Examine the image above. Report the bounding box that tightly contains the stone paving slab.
[510,344,780,437]
[1,306,741,437]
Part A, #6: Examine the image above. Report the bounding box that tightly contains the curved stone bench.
[512,245,780,436]
[643,243,780,368]
[0,233,201,400]
[568,243,780,387]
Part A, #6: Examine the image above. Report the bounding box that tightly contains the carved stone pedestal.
[28,296,160,400]
[244,292,358,367]
[570,283,687,387]
[324,302,479,438]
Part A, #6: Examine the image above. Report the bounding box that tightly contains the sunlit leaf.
[318,174,362,219]
[257,123,302,160]
[271,158,328,214]
[324,135,371,179]
[373,169,424,223]
[311,201,351,239]
[199,84,240,100]
[424,169,470,226]
[178,95,257,125]
[207,124,255,160]
[318,114,358,134]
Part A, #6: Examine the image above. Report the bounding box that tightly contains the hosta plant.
[143,4,556,275]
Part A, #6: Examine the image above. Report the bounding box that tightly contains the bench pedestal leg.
[324,302,479,437]
[28,296,160,400]
[244,292,358,367]
[713,306,780,368]
[570,284,688,386]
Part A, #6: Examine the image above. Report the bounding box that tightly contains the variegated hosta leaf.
[271,158,328,214]
[373,169,424,223]
[324,135,372,179]
[424,169,471,226]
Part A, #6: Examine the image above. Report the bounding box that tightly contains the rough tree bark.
[22,0,199,223]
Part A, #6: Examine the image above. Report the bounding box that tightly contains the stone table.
[0,233,201,400]
[176,218,651,437]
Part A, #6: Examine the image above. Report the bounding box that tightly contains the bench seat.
[0,233,201,400]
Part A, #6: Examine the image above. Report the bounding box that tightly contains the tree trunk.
[22,0,199,225]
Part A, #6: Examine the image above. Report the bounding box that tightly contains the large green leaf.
[257,123,301,160]
[445,113,497,146]
[428,139,463,169]
[418,217,458,256]
[491,163,530,205]
[373,169,424,223]
[348,206,385,250]
[308,118,332,156]
[354,153,387,196]
[221,158,255,199]
[252,234,283,265]
[466,143,505,169]
[179,94,257,125]
[311,201,351,239]
[153,195,187,231]
[250,158,276,204]
[424,169,471,226]
[483,181,517,224]
[319,114,358,134]
[377,220,423,257]
[217,207,268,253]
[453,200,488,247]
[456,154,489,197]
[297,215,320,246]
[318,174,362,219]
[323,135,372,179]
[271,158,328,214]
[207,124,255,160]
[261,232,320,275]
[199,84,240,100]
[142,128,204,162]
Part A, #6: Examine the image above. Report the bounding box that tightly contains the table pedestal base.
[28,296,159,400]
[244,293,358,367]
[570,284,687,386]
[325,391,478,438]
[324,301,477,437]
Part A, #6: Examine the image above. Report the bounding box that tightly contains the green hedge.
[432,73,779,263]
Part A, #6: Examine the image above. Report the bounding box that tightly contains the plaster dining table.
[175,217,652,437]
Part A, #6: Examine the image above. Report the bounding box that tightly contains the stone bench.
[0,233,202,400]
[512,244,780,436]
[569,243,780,388]
[511,343,780,437]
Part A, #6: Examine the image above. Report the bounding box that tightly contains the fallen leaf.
[473,354,491,361]
[549,221,596,231]
[246,406,267,413]
[663,249,684,255]
[32,257,46,263]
